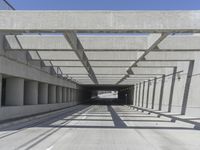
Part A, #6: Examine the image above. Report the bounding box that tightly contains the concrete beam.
[64,32,98,84]
[1,11,200,32]
[0,55,77,89]
[116,33,169,84]
[5,35,200,51]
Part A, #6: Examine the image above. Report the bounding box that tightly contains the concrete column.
[56,86,62,103]
[74,89,76,102]
[0,74,2,107]
[146,80,150,108]
[24,80,38,105]
[68,88,71,102]
[138,83,141,106]
[131,86,134,105]
[66,88,69,102]
[62,87,66,103]
[38,83,48,104]
[135,84,138,106]
[141,81,145,107]
[151,77,157,109]
[168,67,177,112]
[181,60,194,115]
[48,85,56,104]
[159,75,166,111]
[6,78,24,106]
[71,89,74,102]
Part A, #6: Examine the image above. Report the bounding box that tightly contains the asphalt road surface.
[0,103,200,150]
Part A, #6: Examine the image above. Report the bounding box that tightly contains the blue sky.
[7,0,200,10]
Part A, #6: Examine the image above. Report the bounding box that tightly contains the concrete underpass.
[0,1,200,149]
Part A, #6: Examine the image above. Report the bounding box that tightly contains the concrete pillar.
[71,89,74,102]
[62,87,66,103]
[181,60,194,115]
[131,86,135,105]
[48,85,56,104]
[66,88,68,102]
[159,75,166,111]
[68,88,71,102]
[66,88,69,102]
[141,81,145,107]
[56,86,62,103]
[135,84,138,106]
[38,83,48,104]
[24,80,38,105]
[0,74,2,107]
[151,77,157,109]
[73,89,76,102]
[138,83,141,106]
[146,80,150,108]
[168,67,177,112]
[6,78,24,106]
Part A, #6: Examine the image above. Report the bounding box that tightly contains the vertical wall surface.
[126,56,200,119]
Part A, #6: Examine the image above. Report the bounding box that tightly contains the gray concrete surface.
[1,11,200,32]
[24,80,38,105]
[48,85,56,104]
[0,104,199,150]
[38,83,48,104]
[5,77,24,106]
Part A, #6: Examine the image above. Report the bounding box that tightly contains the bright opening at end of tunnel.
[97,90,118,99]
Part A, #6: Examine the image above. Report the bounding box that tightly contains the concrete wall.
[0,102,79,121]
[129,54,200,118]
[0,32,92,121]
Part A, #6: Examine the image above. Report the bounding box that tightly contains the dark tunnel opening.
[83,85,133,105]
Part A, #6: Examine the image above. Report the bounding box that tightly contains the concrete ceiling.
[3,11,200,85]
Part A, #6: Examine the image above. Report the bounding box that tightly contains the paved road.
[0,104,200,150]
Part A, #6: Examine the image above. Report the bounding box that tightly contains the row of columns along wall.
[0,75,81,107]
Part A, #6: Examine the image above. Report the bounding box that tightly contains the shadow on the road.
[107,105,127,128]
[0,102,200,150]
